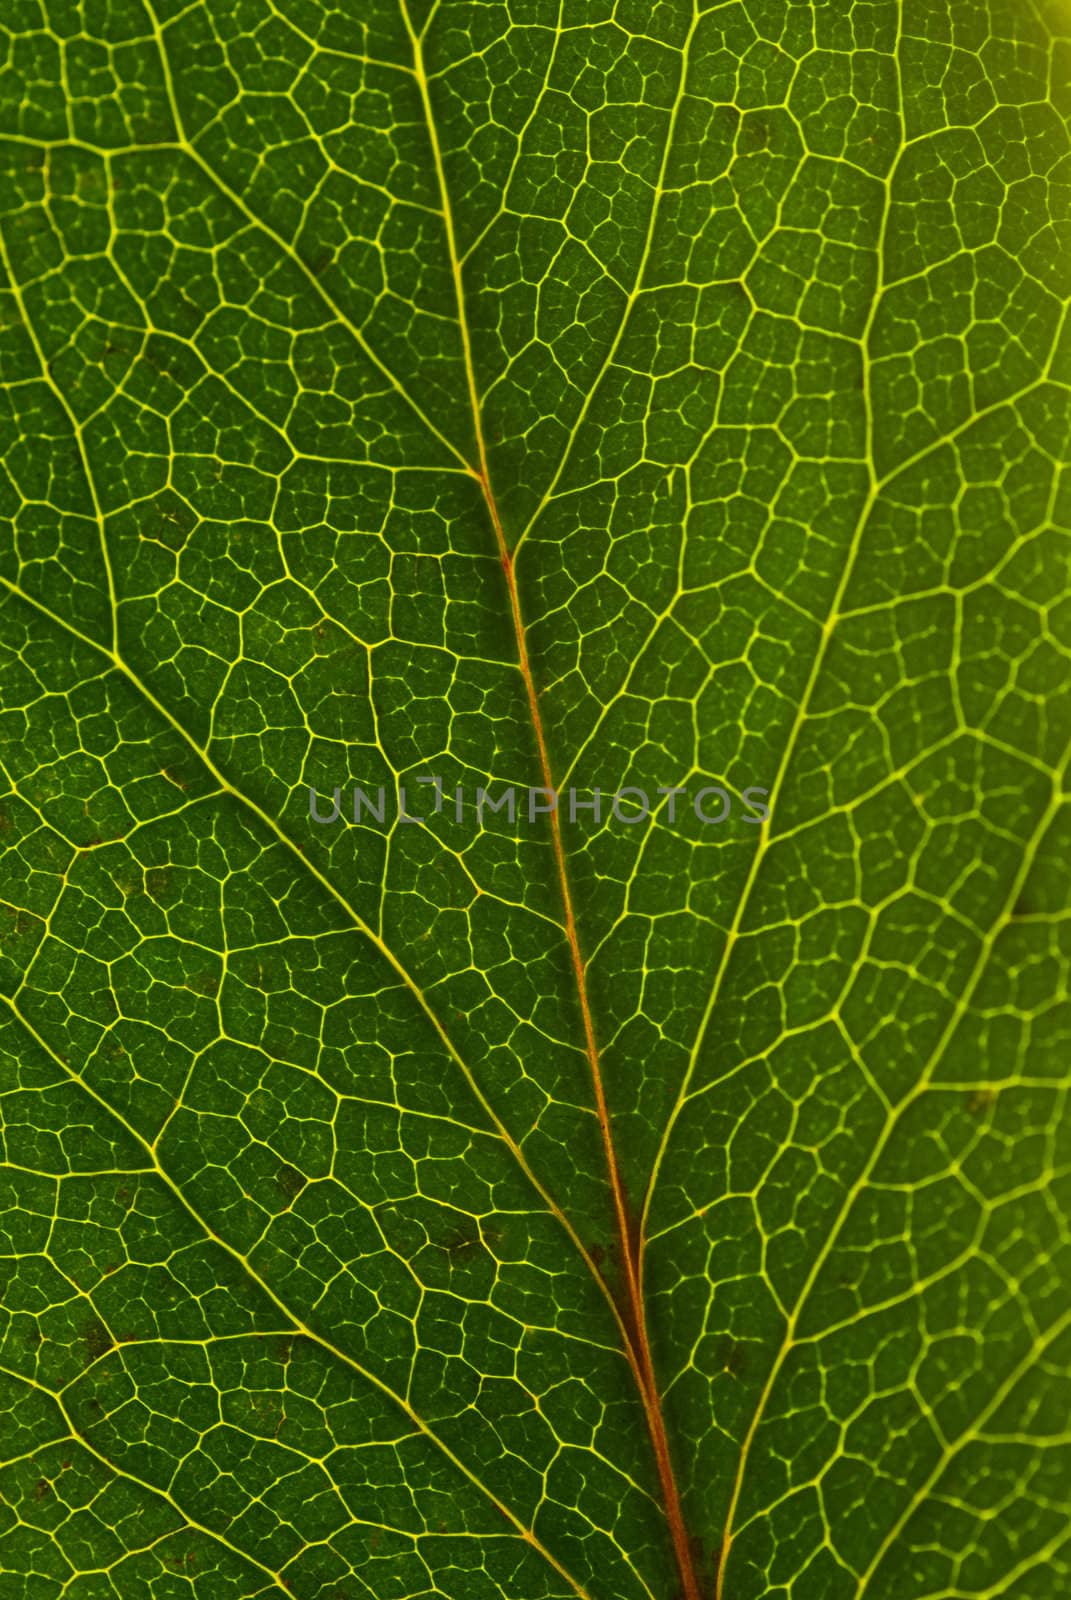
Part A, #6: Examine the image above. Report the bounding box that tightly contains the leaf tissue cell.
[0,1,1068,1598]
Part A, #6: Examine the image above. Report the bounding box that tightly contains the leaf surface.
[0,2,1069,1598]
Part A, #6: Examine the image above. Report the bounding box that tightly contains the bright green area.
[1,1,1069,1597]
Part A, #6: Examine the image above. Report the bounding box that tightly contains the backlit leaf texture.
[1,1,1069,1596]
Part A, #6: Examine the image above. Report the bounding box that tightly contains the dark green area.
[1,1,1069,1597]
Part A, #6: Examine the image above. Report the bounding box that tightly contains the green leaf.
[0,2,1068,1598]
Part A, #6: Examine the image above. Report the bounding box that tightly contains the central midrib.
[402,10,704,1600]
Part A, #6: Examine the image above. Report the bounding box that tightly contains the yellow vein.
[2,994,597,1600]
[0,217,119,653]
[640,41,909,1253]
[511,2,703,559]
[0,242,622,1335]
[855,1301,1071,1595]
[0,562,619,1353]
[142,0,475,477]
[714,742,1068,1595]
[0,1356,294,1595]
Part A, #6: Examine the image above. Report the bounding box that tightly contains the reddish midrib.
[346,16,703,1588]
[481,470,703,1600]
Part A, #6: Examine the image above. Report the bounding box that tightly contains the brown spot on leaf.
[437,1218,482,1259]
[716,1337,748,1380]
[276,1165,306,1201]
[82,1319,113,1361]
[143,867,171,899]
